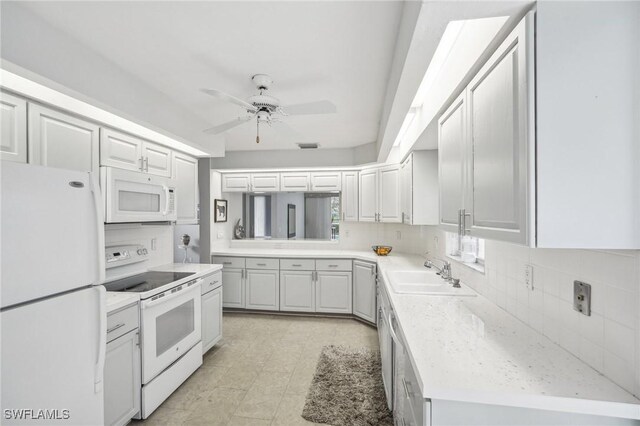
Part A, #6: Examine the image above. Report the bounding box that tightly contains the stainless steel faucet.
[424,257,452,281]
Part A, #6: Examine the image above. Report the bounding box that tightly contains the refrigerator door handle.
[89,173,106,283]
[94,285,106,394]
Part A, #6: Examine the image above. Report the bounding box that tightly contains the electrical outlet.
[151,238,157,251]
[574,281,591,316]
[524,264,534,290]
[345,230,350,238]
[396,231,402,240]
[217,232,224,239]
[434,236,439,250]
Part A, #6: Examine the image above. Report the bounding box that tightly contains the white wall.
[173,224,200,264]
[104,224,174,280]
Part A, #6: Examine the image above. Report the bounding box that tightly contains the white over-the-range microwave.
[100,167,177,223]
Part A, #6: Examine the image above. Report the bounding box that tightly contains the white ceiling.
[17,1,403,152]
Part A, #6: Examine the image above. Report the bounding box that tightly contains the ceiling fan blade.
[281,100,337,116]
[203,116,253,135]
[201,88,257,112]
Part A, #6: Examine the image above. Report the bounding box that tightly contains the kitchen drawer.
[200,271,222,295]
[403,358,424,425]
[280,258,315,270]
[316,259,352,271]
[107,303,139,343]
[213,256,245,269]
[246,257,279,270]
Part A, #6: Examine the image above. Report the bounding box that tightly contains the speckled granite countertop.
[210,248,640,419]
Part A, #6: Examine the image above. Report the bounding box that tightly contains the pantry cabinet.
[0,91,27,163]
[341,171,359,221]
[29,103,99,173]
[173,152,199,224]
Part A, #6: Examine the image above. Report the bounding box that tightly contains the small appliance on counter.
[103,244,202,419]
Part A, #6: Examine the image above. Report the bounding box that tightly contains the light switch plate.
[151,238,157,250]
[574,281,591,316]
[524,264,534,290]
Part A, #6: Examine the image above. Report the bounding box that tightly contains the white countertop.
[106,291,139,313]
[213,247,379,262]
[210,248,640,419]
[152,262,223,275]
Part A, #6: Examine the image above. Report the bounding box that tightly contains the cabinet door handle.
[139,156,144,171]
[342,211,345,220]
[143,157,149,172]
[402,377,414,398]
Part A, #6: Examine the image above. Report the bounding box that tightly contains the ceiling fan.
[201,74,337,143]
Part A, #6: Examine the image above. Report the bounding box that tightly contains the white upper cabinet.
[400,155,412,224]
[280,172,310,191]
[221,173,251,192]
[251,173,280,192]
[310,171,342,192]
[438,93,466,232]
[341,171,359,222]
[378,165,401,223]
[401,152,439,226]
[100,128,144,172]
[0,92,27,163]
[142,142,172,177]
[173,152,199,224]
[28,103,99,173]
[359,168,378,222]
[465,14,532,245]
[101,128,173,177]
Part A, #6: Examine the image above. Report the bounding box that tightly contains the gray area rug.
[302,345,393,426]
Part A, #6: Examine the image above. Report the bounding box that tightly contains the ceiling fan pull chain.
[256,120,260,144]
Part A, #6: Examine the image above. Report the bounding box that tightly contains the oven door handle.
[141,279,201,309]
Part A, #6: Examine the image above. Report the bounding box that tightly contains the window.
[445,232,485,270]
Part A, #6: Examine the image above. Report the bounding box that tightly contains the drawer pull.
[212,280,219,284]
[107,323,125,334]
[223,261,232,265]
[328,264,338,267]
[256,263,267,266]
[292,264,302,267]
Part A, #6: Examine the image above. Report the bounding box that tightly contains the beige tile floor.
[136,313,379,426]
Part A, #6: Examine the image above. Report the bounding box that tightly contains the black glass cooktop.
[105,271,195,293]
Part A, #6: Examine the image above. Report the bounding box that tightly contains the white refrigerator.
[1,162,106,425]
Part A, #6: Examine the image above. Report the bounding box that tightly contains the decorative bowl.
[372,245,393,256]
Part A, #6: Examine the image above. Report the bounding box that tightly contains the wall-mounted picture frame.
[214,199,228,223]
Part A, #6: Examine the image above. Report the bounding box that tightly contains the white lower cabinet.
[280,270,315,312]
[353,260,376,323]
[105,304,141,426]
[245,269,279,310]
[201,279,223,354]
[315,271,352,314]
[221,268,245,308]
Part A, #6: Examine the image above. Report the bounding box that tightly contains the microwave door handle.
[162,185,170,216]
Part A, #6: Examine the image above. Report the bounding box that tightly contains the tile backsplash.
[420,226,640,397]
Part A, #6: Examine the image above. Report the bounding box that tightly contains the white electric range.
[103,245,203,419]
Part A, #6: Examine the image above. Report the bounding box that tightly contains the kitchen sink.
[387,270,476,296]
